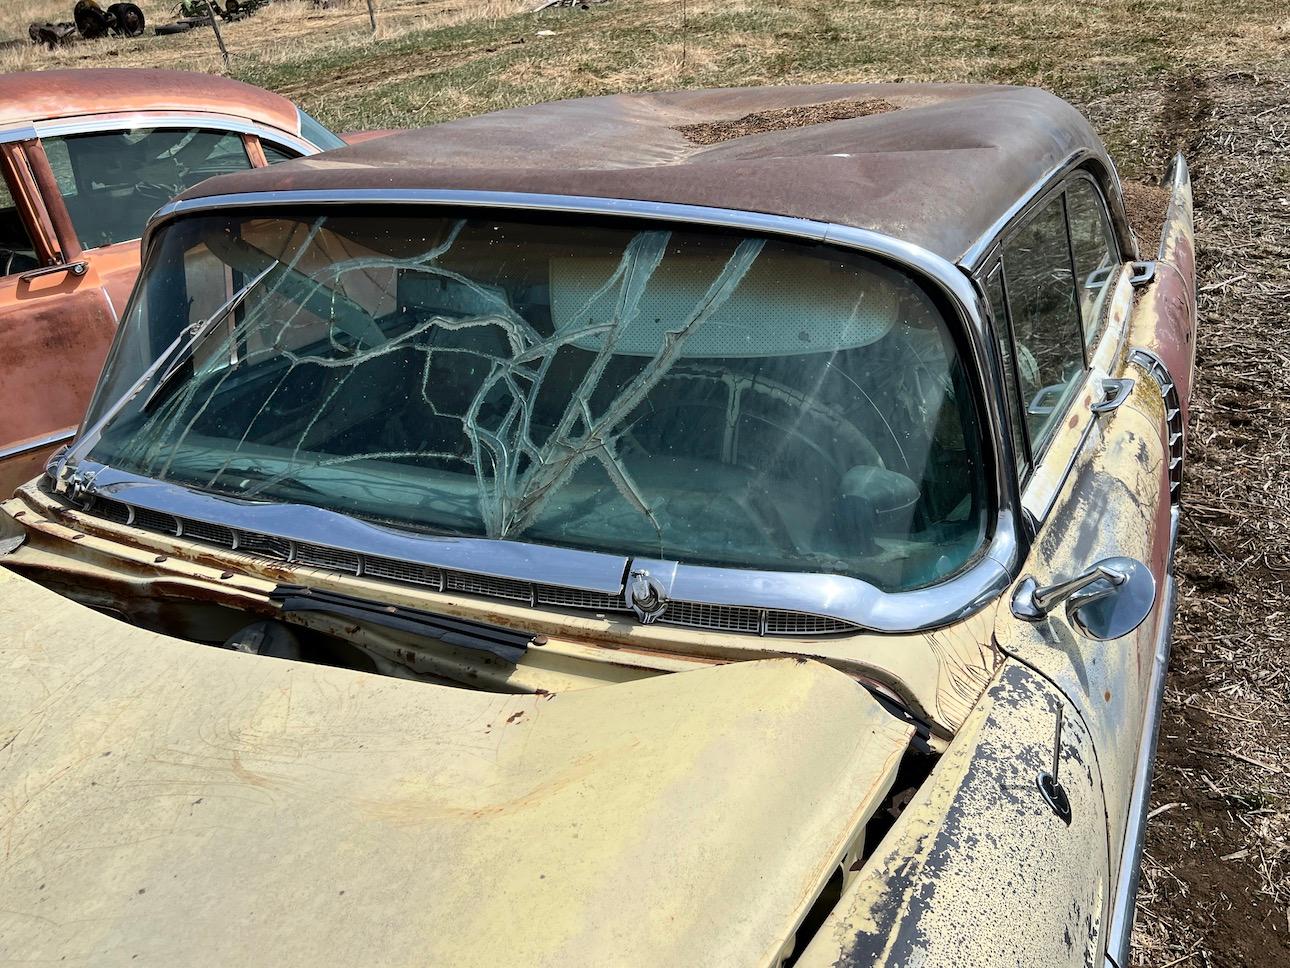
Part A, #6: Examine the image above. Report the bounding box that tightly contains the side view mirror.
[1011,556,1157,640]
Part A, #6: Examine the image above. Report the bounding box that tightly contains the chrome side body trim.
[1104,507,1179,968]
[54,190,1026,634]
[0,428,76,462]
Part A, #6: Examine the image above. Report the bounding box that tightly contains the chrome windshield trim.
[60,190,1025,633]
[70,461,629,595]
[31,113,319,157]
[636,517,1016,634]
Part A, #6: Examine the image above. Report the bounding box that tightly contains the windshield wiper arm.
[62,261,279,472]
[140,261,281,414]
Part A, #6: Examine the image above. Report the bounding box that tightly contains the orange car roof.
[0,68,300,134]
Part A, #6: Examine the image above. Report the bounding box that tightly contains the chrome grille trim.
[661,600,761,634]
[72,498,862,637]
[132,505,178,535]
[535,585,629,612]
[236,531,291,560]
[364,557,445,590]
[295,544,361,575]
[1129,348,1184,505]
[445,570,531,603]
[177,518,236,548]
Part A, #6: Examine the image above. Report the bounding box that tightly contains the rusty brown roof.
[175,83,1115,262]
[0,68,300,135]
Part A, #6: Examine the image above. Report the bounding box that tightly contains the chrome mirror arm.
[1012,562,1127,621]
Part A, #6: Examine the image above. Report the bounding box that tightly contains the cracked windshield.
[84,210,988,592]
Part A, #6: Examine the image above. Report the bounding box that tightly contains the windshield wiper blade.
[61,261,280,474]
[269,584,537,664]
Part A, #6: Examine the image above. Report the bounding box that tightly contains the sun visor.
[549,251,898,357]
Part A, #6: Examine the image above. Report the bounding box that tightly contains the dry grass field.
[2,1,1288,965]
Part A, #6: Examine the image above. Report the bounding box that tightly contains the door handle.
[1026,382,1067,416]
[19,261,88,282]
[1090,376,1135,414]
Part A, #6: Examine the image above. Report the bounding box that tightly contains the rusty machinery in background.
[27,0,146,47]
[23,0,275,47]
[156,0,273,34]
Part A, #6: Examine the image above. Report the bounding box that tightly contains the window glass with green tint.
[1002,195,1085,452]
[0,171,39,276]
[261,141,300,165]
[85,209,991,593]
[42,128,252,250]
[1065,178,1120,349]
[986,267,1028,477]
[297,109,346,151]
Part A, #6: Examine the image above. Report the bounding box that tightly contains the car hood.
[0,567,912,967]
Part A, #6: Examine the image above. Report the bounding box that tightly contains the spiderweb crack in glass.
[83,211,990,593]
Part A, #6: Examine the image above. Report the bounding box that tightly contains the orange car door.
[0,138,117,495]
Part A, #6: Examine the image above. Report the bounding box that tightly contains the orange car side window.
[42,128,253,250]
[0,171,40,277]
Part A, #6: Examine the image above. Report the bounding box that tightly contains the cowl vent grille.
[76,496,858,638]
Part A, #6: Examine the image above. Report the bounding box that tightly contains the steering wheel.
[610,365,886,554]
[620,364,885,473]
[133,180,179,206]
[0,250,14,277]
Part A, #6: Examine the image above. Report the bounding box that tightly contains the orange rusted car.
[0,68,347,492]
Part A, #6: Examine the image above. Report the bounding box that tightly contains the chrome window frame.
[964,155,1137,531]
[30,112,316,156]
[51,188,1026,635]
[1,112,322,251]
[1061,170,1123,349]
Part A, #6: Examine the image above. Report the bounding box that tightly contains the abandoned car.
[0,84,1196,967]
[0,68,348,492]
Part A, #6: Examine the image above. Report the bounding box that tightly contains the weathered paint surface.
[2,484,998,737]
[0,277,117,495]
[997,376,1170,859]
[0,565,912,967]
[997,161,1194,924]
[795,659,1109,968]
[1130,167,1197,428]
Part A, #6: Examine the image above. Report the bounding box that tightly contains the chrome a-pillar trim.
[61,189,1026,633]
[958,148,1140,272]
[1103,507,1179,968]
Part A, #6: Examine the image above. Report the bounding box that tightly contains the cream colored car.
[0,83,1195,968]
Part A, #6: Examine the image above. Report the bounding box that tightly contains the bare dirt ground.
[2,1,1288,964]
[1127,70,1290,968]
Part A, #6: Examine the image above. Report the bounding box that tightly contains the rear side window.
[261,142,301,165]
[0,169,39,277]
[1001,195,1085,452]
[1065,178,1120,348]
[42,128,253,249]
[297,109,347,151]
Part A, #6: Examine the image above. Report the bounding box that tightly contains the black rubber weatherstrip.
[269,584,535,664]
